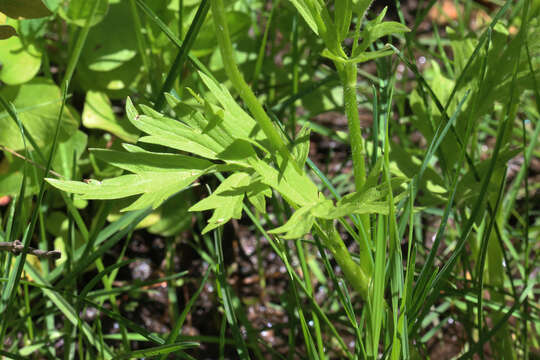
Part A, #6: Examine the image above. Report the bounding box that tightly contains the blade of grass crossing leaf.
[443,0,513,111]
[62,0,102,85]
[409,152,463,326]
[57,208,152,288]
[243,206,352,356]
[294,238,325,358]
[410,92,469,311]
[369,216,386,357]
[79,259,135,301]
[476,171,507,349]
[154,0,210,110]
[416,50,522,339]
[73,294,166,346]
[160,268,211,360]
[212,228,251,360]
[128,0,155,93]
[134,0,215,82]
[283,242,319,360]
[46,206,144,283]
[313,235,363,352]
[114,342,199,359]
[0,85,67,330]
[0,96,47,164]
[251,0,280,88]
[23,264,114,358]
[520,39,538,359]
[0,350,26,360]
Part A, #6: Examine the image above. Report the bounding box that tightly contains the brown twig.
[0,240,61,260]
[0,145,64,179]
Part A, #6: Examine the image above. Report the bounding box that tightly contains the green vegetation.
[0,0,538,358]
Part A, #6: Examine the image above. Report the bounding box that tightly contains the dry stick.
[0,240,61,260]
[0,145,64,179]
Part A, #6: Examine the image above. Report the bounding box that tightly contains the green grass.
[0,0,539,359]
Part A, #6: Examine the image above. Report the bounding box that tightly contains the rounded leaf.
[0,34,42,84]
[0,78,79,150]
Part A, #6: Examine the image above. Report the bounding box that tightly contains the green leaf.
[268,204,316,239]
[355,20,410,55]
[189,172,251,233]
[79,2,136,71]
[46,171,201,211]
[352,0,375,19]
[197,72,265,144]
[286,0,320,35]
[335,0,353,42]
[292,126,311,168]
[0,0,51,19]
[246,180,271,213]
[322,46,394,64]
[249,157,318,207]
[0,33,42,84]
[314,179,408,219]
[82,91,139,142]
[129,114,221,159]
[367,21,410,42]
[58,0,109,27]
[0,78,79,150]
[91,147,213,173]
[0,24,16,39]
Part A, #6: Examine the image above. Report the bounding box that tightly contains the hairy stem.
[210,0,297,171]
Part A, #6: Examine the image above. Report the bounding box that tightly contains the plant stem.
[322,224,369,299]
[339,63,367,192]
[210,0,298,171]
[338,63,371,242]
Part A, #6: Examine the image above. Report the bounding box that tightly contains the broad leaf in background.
[0,22,42,84]
[0,131,87,196]
[82,91,139,142]
[191,11,251,57]
[51,130,88,179]
[0,78,79,150]
[76,57,143,99]
[0,16,16,38]
[0,0,51,19]
[79,1,136,72]
[58,0,109,27]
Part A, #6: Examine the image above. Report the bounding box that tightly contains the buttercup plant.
[46,0,410,356]
[38,0,538,358]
